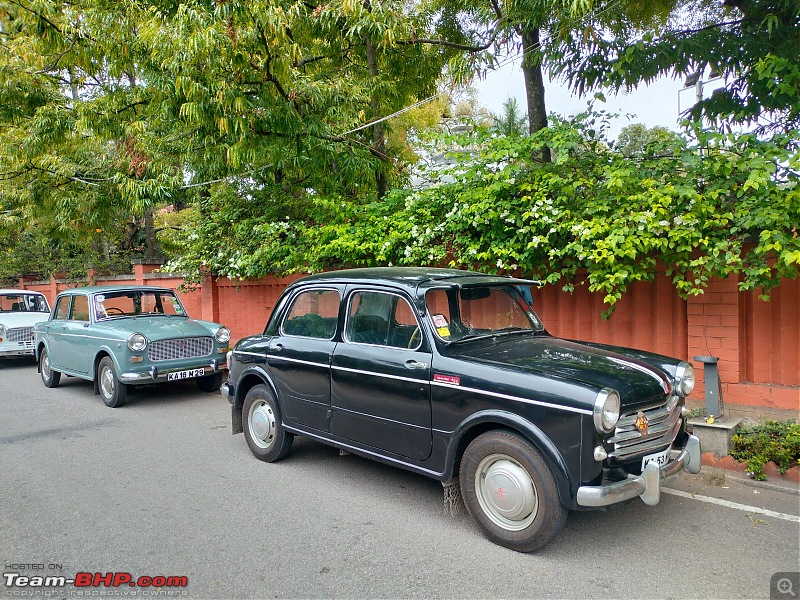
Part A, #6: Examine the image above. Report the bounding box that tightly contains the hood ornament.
[635,411,649,435]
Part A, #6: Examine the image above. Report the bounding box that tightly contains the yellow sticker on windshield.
[437,326,450,337]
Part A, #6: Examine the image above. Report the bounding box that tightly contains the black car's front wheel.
[97,356,126,408]
[460,431,567,553]
[242,385,293,462]
[39,348,61,388]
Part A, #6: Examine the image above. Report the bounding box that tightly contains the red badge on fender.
[434,374,461,386]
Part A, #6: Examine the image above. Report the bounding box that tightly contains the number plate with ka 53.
[641,447,670,471]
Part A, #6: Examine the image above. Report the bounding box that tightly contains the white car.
[0,290,51,358]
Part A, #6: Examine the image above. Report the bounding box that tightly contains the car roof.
[294,267,539,293]
[0,289,47,296]
[56,285,175,295]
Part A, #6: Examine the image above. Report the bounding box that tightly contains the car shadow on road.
[35,370,222,407]
[268,434,655,554]
[0,356,38,371]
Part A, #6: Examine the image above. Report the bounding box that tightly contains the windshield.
[425,284,544,342]
[94,290,186,321]
[0,293,50,313]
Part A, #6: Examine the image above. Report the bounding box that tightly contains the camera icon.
[772,572,800,600]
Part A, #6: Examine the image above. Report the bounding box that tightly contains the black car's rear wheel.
[460,431,567,552]
[97,356,126,408]
[39,348,61,388]
[242,384,293,462]
[196,372,223,393]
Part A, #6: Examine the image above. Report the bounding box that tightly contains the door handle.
[404,360,427,370]
[268,342,283,352]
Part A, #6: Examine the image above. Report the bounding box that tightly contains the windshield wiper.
[450,327,534,344]
[449,333,494,344]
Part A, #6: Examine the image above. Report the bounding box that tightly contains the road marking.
[663,488,800,523]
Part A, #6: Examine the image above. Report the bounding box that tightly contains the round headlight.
[676,361,695,397]
[593,388,621,433]
[127,333,148,352]
[0,324,6,337]
[215,327,231,344]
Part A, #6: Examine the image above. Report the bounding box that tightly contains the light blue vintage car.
[34,285,230,407]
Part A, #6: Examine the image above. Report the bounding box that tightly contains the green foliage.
[614,124,684,157]
[167,111,800,306]
[730,420,800,480]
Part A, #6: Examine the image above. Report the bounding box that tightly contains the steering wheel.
[408,327,421,349]
[105,307,124,315]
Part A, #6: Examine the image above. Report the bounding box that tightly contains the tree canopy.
[550,0,800,134]
[1,0,798,308]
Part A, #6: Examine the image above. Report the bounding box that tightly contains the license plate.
[167,368,205,381]
[641,447,670,471]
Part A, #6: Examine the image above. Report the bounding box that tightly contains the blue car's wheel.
[97,356,126,408]
[39,348,61,388]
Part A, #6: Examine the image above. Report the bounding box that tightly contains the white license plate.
[167,368,205,381]
[641,447,670,471]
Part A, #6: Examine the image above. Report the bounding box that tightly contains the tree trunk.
[144,208,158,259]
[365,37,388,199]
[520,27,551,162]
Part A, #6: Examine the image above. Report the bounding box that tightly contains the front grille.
[8,327,34,343]
[608,394,682,460]
[148,337,213,362]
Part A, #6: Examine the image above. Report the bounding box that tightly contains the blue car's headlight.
[127,333,148,352]
[215,327,231,344]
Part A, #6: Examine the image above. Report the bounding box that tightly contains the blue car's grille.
[8,327,34,343]
[148,337,213,362]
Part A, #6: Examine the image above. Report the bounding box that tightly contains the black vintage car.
[221,268,701,552]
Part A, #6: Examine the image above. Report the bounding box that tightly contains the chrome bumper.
[120,361,226,383]
[220,382,233,404]
[576,434,702,508]
[0,348,35,357]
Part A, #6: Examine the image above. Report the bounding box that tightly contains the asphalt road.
[2,357,799,599]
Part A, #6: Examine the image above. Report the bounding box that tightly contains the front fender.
[93,346,123,381]
[229,365,281,436]
[232,365,281,410]
[34,338,48,371]
[444,409,577,508]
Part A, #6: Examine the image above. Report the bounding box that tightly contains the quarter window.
[53,297,70,320]
[282,289,340,339]
[345,291,421,349]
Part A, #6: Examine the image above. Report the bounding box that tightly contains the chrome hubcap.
[475,454,538,531]
[249,400,275,449]
[100,366,115,398]
[41,353,50,378]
